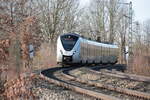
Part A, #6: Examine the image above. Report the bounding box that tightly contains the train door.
[80,39,86,64]
[86,41,89,63]
[82,39,86,63]
[100,45,102,64]
[80,40,83,62]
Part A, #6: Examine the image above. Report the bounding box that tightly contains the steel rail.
[88,67,150,82]
[62,68,150,100]
[40,67,121,100]
[106,70,150,82]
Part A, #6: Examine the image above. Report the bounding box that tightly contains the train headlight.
[73,51,76,55]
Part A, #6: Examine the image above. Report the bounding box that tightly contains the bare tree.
[81,0,126,43]
[130,20,150,76]
[143,19,150,53]
[85,0,107,41]
[117,8,128,64]
[133,21,142,50]
[0,0,41,72]
[107,0,126,43]
[37,0,80,43]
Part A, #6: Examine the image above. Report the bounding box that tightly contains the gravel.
[32,76,98,100]
[69,68,150,93]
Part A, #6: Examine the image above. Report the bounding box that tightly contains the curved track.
[67,67,150,99]
[90,65,150,82]
[40,66,150,100]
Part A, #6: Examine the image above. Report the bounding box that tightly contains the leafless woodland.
[0,0,150,99]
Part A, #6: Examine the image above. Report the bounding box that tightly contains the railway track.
[69,67,150,93]
[40,67,120,100]
[90,65,150,82]
[40,66,150,100]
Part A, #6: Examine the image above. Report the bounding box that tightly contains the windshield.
[61,35,79,51]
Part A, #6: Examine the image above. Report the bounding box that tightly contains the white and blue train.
[57,33,119,65]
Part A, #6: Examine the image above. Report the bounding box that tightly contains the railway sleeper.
[61,70,150,100]
[40,73,120,100]
[87,67,150,83]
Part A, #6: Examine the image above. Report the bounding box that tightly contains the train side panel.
[57,33,119,65]
[80,38,119,64]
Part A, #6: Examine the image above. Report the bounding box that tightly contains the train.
[57,33,119,65]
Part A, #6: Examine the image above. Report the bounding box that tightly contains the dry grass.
[32,42,57,69]
[131,54,150,76]
[125,44,150,77]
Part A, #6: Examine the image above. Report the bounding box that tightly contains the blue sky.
[80,0,150,22]
[130,0,150,22]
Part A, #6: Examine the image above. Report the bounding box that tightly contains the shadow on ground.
[90,64,127,72]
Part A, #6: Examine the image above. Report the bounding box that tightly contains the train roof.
[60,33,80,37]
[82,38,118,48]
[59,33,118,48]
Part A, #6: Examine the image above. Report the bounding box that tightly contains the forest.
[0,0,150,98]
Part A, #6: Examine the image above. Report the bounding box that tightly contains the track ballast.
[40,66,150,100]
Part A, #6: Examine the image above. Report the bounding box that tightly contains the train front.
[57,33,80,65]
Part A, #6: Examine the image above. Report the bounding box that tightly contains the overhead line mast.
[128,1,133,65]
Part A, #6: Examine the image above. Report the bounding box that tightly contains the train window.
[100,46,101,56]
[110,48,112,56]
[102,47,104,56]
[108,47,110,56]
[80,42,83,58]
[103,47,105,56]
[99,46,100,56]
[61,35,79,51]
[105,47,107,56]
